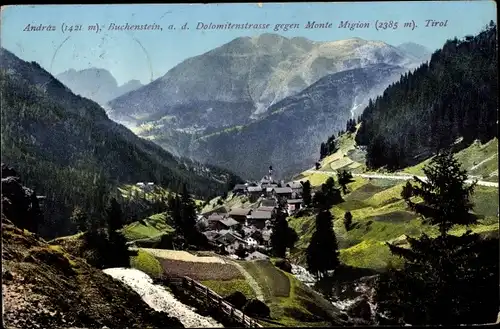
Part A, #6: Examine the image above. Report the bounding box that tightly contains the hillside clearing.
[289,176,499,271]
[135,248,226,263]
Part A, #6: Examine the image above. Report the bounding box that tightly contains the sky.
[1,1,497,85]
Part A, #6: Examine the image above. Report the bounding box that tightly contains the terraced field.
[288,176,499,271]
[133,248,344,327]
[289,130,498,271]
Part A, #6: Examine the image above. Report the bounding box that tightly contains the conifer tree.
[401,181,413,206]
[301,180,312,207]
[337,170,354,194]
[343,211,353,231]
[71,206,88,233]
[375,152,497,325]
[271,208,298,258]
[408,152,477,236]
[306,209,340,278]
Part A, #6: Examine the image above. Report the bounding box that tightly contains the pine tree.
[343,211,353,231]
[106,198,124,233]
[337,170,354,194]
[408,152,477,236]
[71,206,88,232]
[319,177,343,208]
[320,143,327,159]
[306,209,340,278]
[168,194,183,234]
[180,184,198,243]
[270,208,297,258]
[401,181,413,205]
[270,210,288,258]
[105,198,130,268]
[301,180,312,207]
[375,152,498,325]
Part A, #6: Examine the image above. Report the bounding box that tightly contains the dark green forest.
[0,48,240,238]
[354,21,497,170]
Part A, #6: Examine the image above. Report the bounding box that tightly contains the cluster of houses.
[196,169,305,260]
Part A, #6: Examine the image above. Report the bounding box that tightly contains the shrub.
[274,258,292,273]
[224,291,247,310]
[243,299,271,318]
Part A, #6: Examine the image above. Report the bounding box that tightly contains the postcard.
[1,2,498,328]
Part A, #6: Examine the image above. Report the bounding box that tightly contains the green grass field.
[118,184,204,206]
[289,132,498,271]
[235,260,342,327]
[121,213,175,242]
[289,176,499,271]
[201,279,257,299]
[402,138,498,177]
[130,249,164,277]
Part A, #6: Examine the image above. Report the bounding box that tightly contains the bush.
[224,291,247,310]
[243,299,271,318]
[274,258,292,273]
[130,250,163,278]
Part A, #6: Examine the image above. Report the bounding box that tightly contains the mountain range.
[155,63,407,179]
[56,68,143,106]
[47,34,431,180]
[103,34,429,178]
[0,48,240,237]
[108,34,429,126]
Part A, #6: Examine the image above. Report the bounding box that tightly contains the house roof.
[261,199,277,207]
[203,231,220,240]
[219,218,239,227]
[286,182,303,189]
[229,208,252,216]
[243,227,255,235]
[208,214,225,221]
[249,211,272,220]
[247,186,263,192]
[233,184,247,191]
[287,199,303,204]
[257,206,275,212]
[217,231,246,244]
[273,187,293,194]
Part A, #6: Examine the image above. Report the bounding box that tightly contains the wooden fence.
[164,275,263,328]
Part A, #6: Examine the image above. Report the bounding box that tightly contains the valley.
[1,4,498,329]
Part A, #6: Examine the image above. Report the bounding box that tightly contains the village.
[195,166,305,261]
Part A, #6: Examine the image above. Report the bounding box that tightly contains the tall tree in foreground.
[271,208,298,258]
[306,209,340,278]
[301,180,312,207]
[407,152,477,236]
[105,198,130,268]
[375,152,498,325]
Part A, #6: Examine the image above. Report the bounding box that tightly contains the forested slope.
[355,22,497,169]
